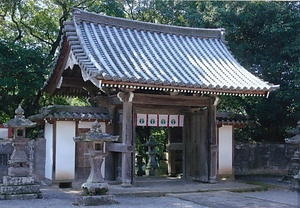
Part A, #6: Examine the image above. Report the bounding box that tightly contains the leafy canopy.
[0,0,299,142]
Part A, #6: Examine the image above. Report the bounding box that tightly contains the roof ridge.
[72,8,224,39]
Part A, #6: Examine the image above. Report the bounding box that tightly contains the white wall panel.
[44,123,53,180]
[55,121,76,181]
[218,125,233,176]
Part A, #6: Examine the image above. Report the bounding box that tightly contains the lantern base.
[74,194,116,206]
[81,182,109,195]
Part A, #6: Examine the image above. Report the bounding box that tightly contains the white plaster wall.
[218,125,233,176]
[44,123,53,180]
[55,121,76,181]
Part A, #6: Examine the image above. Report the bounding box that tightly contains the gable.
[44,9,279,97]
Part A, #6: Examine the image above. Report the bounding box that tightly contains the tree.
[0,0,299,142]
[0,40,51,122]
[0,0,115,122]
[203,2,300,142]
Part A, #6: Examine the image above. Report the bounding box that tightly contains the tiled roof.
[29,105,111,122]
[216,112,248,127]
[29,105,245,127]
[45,9,279,97]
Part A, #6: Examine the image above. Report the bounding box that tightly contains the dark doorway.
[135,126,183,178]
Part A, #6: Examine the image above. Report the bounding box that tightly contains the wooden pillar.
[167,128,183,177]
[208,96,218,183]
[118,92,134,187]
[167,129,176,177]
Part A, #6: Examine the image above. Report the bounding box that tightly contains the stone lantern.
[73,120,118,206]
[144,135,160,176]
[0,104,42,200]
[285,121,300,181]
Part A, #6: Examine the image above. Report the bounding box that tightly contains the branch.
[125,0,136,20]
[20,21,52,45]
[11,1,22,43]
[74,0,97,9]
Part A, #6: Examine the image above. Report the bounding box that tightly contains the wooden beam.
[120,92,134,186]
[101,81,268,96]
[208,97,218,183]
[110,93,211,107]
[61,77,95,88]
[134,105,183,114]
[132,93,211,107]
[106,143,134,152]
[109,95,122,106]
[166,143,183,150]
[44,38,70,95]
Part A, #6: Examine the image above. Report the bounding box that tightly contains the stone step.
[2,176,35,186]
[0,184,40,195]
[0,193,43,200]
[75,195,116,206]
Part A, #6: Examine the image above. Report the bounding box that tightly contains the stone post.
[73,120,119,206]
[0,104,42,200]
[144,136,159,176]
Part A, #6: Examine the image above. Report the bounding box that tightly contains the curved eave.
[100,80,279,97]
[43,9,280,98]
[43,37,70,96]
[29,112,111,125]
[29,105,112,125]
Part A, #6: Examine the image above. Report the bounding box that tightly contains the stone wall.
[32,138,46,181]
[234,142,298,176]
[0,140,13,180]
[1,140,298,181]
[0,138,45,183]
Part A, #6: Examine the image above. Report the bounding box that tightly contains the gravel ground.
[0,180,298,208]
[0,185,208,208]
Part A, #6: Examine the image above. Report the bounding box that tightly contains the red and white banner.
[158,115,168,127]
[147,114,158,127]
[136,114,147,126]
[136,114,184,127]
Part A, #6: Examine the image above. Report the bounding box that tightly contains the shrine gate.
[42,9,278,186]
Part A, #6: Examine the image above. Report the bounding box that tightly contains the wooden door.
[183,110,209,182]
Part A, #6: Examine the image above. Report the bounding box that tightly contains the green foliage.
[210,2,300,142]
[135,127,167,157]
[0,0,299,142]
[67,97,90,106]
[89,0,125,17]
[0,40,51,123]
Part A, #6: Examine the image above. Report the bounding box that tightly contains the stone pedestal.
[82,182,109,195]
[0,105,42,200]
[0,176,42,200]
[73,120,119,206]
[0,138,42,200]
[75,194,116,206]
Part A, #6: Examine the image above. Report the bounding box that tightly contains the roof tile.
[45,9,279,96]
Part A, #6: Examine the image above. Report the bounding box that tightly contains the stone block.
[0,184,40,195]
[82,182,109,195]
[8,167,30,177]
[74,194,116,206]
[3,176,34,185]
[1,193,43,200]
